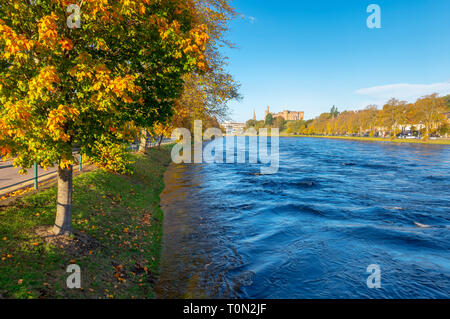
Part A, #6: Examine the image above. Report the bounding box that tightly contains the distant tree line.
[246,113,288,131]
[296,94,449,139]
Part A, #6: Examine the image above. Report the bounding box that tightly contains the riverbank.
[0,146,173,299]
[282,135,450,145]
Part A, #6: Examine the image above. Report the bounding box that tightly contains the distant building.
[265,106,304,121]
[223,122,246,136]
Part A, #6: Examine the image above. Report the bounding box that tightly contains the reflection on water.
[155,137,450,299]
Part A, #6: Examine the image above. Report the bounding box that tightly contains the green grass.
[0,146,173,299]
[283,135,450,145]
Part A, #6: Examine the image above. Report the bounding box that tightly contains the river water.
[155,137,450,299]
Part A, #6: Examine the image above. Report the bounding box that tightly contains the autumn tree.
[246,119,257,129]
[286,120,306,134]
[138,0,240,143]
[444,94,450,109]
[168,69,240,134]
[301,93,449,137]
[415,94,447,139]
[274,116,286,130]
[363,105,379,136]
[0,0,209,235]
[380,98,407,138]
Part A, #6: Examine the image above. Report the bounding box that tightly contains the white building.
[223,122,246,136]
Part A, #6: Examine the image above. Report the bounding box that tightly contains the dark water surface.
[155,137,450,299]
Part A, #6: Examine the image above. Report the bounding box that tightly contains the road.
[0,159,59,195]
[0,141,174,196]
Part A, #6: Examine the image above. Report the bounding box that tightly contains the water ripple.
[155,137,450,299]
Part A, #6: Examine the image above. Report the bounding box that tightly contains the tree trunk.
[424,125,430,140]
[53,165,73,236]
[157,134,163,148]
[139,129,148,152]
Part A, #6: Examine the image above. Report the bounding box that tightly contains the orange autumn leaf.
[59,39,73,51]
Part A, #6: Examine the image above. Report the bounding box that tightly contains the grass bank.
[0,145,173,299]
[283,135,450,145]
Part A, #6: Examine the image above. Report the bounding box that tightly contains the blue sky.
[221,0,450,122]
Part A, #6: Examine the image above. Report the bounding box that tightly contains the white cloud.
[356,81,450,102]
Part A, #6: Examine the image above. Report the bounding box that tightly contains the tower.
[265,106,270,118]
[253,109,256,121]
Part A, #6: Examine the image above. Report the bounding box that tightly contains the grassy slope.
[283,135,450,145]
[0,146,173,299]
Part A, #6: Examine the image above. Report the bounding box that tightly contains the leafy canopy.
[0,0,209,172]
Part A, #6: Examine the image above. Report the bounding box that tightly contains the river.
[155,137,450,299]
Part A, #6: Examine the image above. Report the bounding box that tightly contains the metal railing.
[0,138,174,194]
[0,154,83,192]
